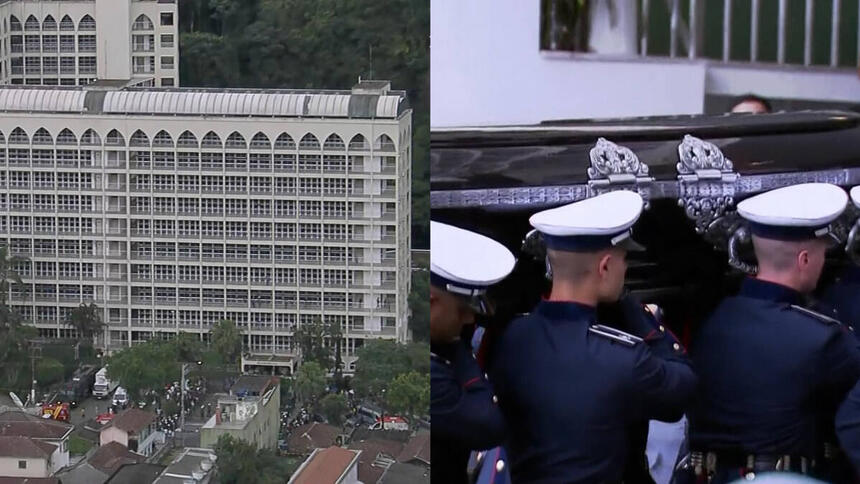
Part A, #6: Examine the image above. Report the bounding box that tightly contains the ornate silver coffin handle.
[727,225,758,275]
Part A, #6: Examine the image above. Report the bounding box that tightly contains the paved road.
[68,395,114,426]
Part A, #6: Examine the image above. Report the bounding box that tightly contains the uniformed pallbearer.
[490,190,697,483]
[819,185,860,333]
[685,183,860,482]
[430,221,516,484]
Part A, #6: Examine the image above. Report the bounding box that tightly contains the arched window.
[0,131,6,144]
[153,130,173,148]
[9,127,28,144]
[274,133,295,150]
[59,15,74,31]
[9,16,21,32]
[32,128,52,145]
[56,129,77,145]
[250,132,270,149]
[323,134,345,151]
[42,15,56,31]
[24,15,39,31]
[78,15,95,31]
[130,130,149,147]
[226,132,246,149]
[348,134,368,151]
[132,14,153,31]
[201,131,222,149]
[177,131,198,148]
[299,133,320,150]
[375,134,395,151]
[105,129,125,147]
[80,129,100,146]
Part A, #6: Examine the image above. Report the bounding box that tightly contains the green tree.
[0,246,33,393]
[65,303,104,346]
[214,434,292,484]
[210,319,242,364]
[107,341,180,399]
[35,357,64,387]
[214,434,261,484]
[386,371,430,423]
[409,268,429,342]
[294,361,326,407]
[352,339,409,399]
[319,393,348,426]
[295,317,342,372]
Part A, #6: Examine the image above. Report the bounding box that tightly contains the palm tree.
[65,302,105,346]
[0,245,33,389]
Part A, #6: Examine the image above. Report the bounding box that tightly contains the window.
[160,12,174,26]
[133,15,153,31]
[78,56,96,75]
[161,78,174,87]
[60,56,75,74]
[78,35,96,53]
[18,460,26,469]
[160,34,174,48]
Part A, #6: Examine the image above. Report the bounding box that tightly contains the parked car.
[112,387,129,409]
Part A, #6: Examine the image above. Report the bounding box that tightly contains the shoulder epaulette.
[430,352,451,366]
[789,305,841,326]
[588,324,643,347]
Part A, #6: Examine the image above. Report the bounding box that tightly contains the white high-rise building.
[0,0,179,87]
[0,80,412,374]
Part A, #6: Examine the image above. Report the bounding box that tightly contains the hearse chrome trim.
[587,137,654,206]
[676,135,739,234]
[846,214,860,265]
[430,168,860,209]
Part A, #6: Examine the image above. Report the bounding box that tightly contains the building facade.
[0,0,179,87]
[0,80,412,373]
[200,376,280,449]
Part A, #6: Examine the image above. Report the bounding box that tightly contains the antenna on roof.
[368,44,373,80]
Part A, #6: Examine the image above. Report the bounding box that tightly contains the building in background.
[0,79,412,374]
[200,376,280,450]
[0,0,178,87]
[432,0,860,125]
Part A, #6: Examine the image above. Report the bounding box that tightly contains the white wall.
[100,427,128,448]
[430,0,707,127]
[0,456,49,478]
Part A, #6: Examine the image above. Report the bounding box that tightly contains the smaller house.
[397,432,430,467]
[287,422,341,456]
[57,441,145,484]
[289,446,361,484]
[152,447,216,484]
[348,438,404,484]
[379,462,430,483]
[0,411,73,473]
[200,376,280,450]
[0,436,57,478]
[0,478,60,484]
[104,463,165,483]
[99,409,162,457]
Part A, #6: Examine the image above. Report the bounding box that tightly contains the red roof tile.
[0,411,72,439]
[397,432,430,465]
[88,441,144,474]
[291,447,360,484]
[103,408,155,435]
[0,436,56,459]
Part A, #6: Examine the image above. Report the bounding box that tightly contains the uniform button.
[659,325,665,332]
[673,343,680,351]
[496,460,505,472]
[492,395,498,404]
[744,472,755,480]
[483,372,488,380]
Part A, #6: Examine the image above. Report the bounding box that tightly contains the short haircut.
[751,235,815,272]
[730,93,772,113]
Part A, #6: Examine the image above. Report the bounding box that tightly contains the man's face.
[430,286,475,343]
